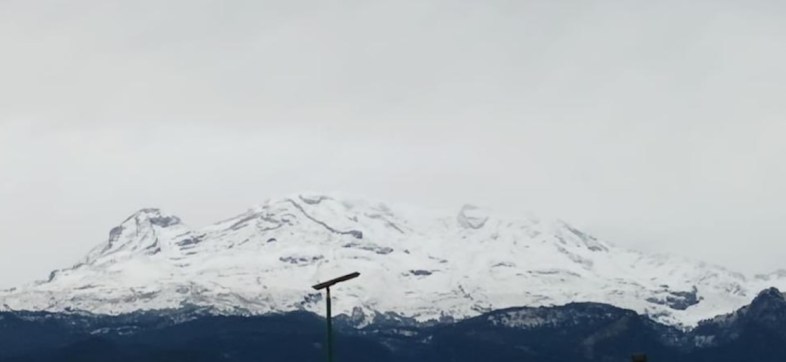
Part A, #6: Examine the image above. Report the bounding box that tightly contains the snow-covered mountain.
[1,193,783,328]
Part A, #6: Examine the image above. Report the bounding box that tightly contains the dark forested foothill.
[1,288,786,362]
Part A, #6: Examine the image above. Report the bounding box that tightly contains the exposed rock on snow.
[1,193,784,328]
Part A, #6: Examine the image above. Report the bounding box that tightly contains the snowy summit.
[1,193,783,328]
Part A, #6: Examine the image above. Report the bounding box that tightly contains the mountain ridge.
[4,290,786,362]
[1,193,784,328]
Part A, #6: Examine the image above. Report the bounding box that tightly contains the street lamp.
[312,272,360,362]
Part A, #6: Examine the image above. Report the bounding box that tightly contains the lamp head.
[312,272,360,290]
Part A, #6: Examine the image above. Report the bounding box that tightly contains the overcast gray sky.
[1,0,785,288]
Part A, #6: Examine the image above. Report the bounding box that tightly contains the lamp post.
[312,272,360,362]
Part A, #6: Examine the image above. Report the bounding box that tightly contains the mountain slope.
[0,193,783,327]
[5,291,786,362]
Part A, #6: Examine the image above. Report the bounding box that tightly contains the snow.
[0,193,784,328]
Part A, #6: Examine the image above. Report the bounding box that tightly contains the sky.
[1,0,785,288]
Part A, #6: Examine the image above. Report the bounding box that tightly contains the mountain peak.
[121,208,182,228]
[457,204,489,229]
[81,208,188,265]
[751,287,785,305]
[720,287,786,330]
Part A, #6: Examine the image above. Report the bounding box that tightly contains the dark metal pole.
[326,286,333,362]
[312,272,359,362]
